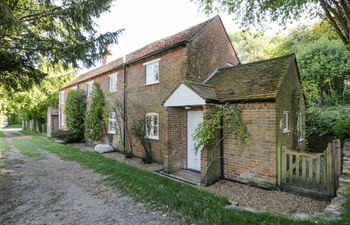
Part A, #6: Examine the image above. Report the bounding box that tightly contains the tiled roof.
[183,80,218,101]
[61,16,218,89]
[205,54,296,102]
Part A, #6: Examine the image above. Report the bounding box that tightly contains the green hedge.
[306,106,350,151]
[65,90,86,142]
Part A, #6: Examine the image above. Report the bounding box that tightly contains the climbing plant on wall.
[85,82,105,142]
[194,104,248,183]
[65,89,86,142]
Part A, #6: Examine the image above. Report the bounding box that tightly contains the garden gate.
[277,139,341,200]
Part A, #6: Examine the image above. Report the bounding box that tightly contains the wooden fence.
[277,139,341,199]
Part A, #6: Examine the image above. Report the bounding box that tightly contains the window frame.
[109,74,118,92]
[144,59,160,85]
[59,91,65,105]
[145,112,159,140]
[87,81,93,97]
[297,112,304,142]
[108,111,117,134]
[283,111,290,134]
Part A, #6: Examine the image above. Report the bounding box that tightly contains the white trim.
[283,111,290,134]
[59,90,65,105]
[145,61,160,85]
[87,81,93,97]
[164,84,206,107]
[108,74,118,92]
[143,58,161,66]
[108,111,117,134]
[146,112,159,140]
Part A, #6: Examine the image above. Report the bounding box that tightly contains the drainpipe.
[220,117,224,179]
[123,64,127,151]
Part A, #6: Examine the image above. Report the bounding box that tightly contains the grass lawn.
[11,135,350,225]
[6,124,22,128]
[0,136,10,153]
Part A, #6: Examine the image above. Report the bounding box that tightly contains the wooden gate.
[277,139,341,200]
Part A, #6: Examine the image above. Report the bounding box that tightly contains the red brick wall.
[125,47,188,162]
[223,102,277,188]
[276,62,305,150]
[164,107,187,172]
[186,16,239,83]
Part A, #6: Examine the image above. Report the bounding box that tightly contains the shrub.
[131,118,152,163]
[85,82,105,142]
[51,129,82,143]
[65,90,86,142]
[306,106,350,151]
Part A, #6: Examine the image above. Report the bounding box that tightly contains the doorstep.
[158,169,201,185]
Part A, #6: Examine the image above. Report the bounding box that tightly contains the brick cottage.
[58,16,305,188]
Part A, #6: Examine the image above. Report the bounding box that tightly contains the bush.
[85,82,105,142]
[65,90,86,142]
[51,129,83,143]
[306,106,350,151]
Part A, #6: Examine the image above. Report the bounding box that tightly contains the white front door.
[187,111,203,171]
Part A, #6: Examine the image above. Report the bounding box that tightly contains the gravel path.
[207,180,329,215]
[0,129,179,225]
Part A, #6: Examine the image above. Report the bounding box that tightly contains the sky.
[79,0,318,74]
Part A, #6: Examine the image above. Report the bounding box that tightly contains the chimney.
[102,45,110,66]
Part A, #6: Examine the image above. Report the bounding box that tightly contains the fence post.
[326,143,335,197]
[282,146,287,183]
[332,139,341,191]
[277,141,282,186]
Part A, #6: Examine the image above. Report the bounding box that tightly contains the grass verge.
[12,138,44,161]
[0,136,10,153]
[13,135,350,225]
[6,124,22,128]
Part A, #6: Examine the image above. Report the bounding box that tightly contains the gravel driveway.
[0,129,179,225]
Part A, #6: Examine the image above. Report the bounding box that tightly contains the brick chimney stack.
[102,45,110,65]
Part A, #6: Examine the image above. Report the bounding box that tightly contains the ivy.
[194,104,248,152]
[85,82,105,142]
[65,89,86,142]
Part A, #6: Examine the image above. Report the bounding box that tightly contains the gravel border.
[207,180,329,215]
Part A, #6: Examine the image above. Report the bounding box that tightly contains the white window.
[61,112,65,127]
[146,113,159,140]
[59,91,65,104]
[108,111,117,134]
[87,82,93,97]
[283,111,289,133]
[144,59,160,85]
[297,112,304,142]
[109,74,118,92]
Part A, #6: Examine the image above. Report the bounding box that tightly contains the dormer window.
[144,59,160,85]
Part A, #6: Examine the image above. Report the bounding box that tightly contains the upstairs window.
[108,111,117,134]
[87,82,93,97]
[144,59,160,85]
[109,74,118,92]
[283,111,290,133]
[59,91,65,104]
[146,113,159,140]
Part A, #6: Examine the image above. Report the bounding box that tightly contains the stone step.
[343,151,350,157]
[343,156,350,162]
[339,175,350,184]
[342,169,350,176]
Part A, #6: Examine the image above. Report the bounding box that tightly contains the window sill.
[144,81,159,86]
[109,90,117,93]
[107,132,116,134]
[147,136,159,140]
[283,129,290,134]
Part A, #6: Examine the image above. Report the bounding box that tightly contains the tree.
[196,0,350,47]
[0,63,73,131]
[229,31,283,63]
[297,38,350,105]
[85,82,105,142]
[65,90,87,142]
[0,0,123,91]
